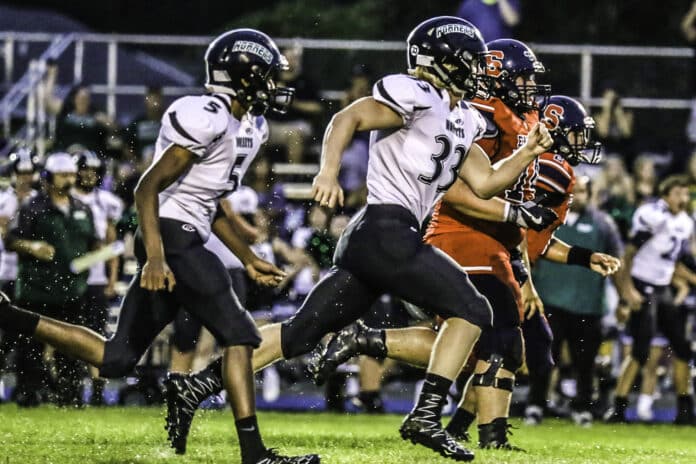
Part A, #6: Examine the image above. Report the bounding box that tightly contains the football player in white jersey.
[70,150,124,405]
[606,175,696,424]
[164,16,553,462]
[0,29,320,464]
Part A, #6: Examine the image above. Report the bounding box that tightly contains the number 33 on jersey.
[367,74,487,225]
[154,93,268,241]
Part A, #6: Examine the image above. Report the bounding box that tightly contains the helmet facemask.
[426,49,487,99]
[550,117,602,166]
[486,55,550,112]
[233,57,295,116]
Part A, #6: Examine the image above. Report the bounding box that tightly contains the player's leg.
[521,309,554,425]
[637,344,663,422]
[0,275,164,373]
[658,299,695,424]
[566,313,602,426]
[169,311,202,374]
[606,282,656,422]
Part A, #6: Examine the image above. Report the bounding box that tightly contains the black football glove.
[508,248,529,287]
[505,199,558,232]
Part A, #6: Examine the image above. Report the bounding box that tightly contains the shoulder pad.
[373,74,434,121]
[161,96,228,156]
[255,116,269,144]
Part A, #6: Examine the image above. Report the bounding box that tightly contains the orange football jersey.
[527,152,576,264]
[426,97,539,250]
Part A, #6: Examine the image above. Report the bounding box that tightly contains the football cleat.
[571,410,593,428]
[603,407,627,424]
[255,449,321,464]
[164,374,202,454]
[308,320,386,386]
[400,414,475,461]
[523,405,543,426]
[478,418,525,451]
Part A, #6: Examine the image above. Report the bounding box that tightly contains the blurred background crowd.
[1,0,696,424]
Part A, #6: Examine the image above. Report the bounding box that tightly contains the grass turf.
[0,405,694,463]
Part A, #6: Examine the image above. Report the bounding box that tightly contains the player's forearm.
[211,214,256,265]
[542,238,571,264]
[498,0,520,26]
[134,181,164,260]
[7,238,41,257]
[318,111,358,178]
[616,246,637,295]
[478,147,537,198]
[442,180,507,222]
[674,262,696,286]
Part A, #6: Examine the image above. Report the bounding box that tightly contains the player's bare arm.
[615,244,643,309]
[519,239,544,319]
[313,97,403,208]
[211,207,286,287]
[458,123,553,199]
[134,143,195,292]
[542,237,621,276]
[220,198,260,243]
[443,178,557,231]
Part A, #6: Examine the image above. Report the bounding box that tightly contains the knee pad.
[472,354,514,392]
[99,341,140,378]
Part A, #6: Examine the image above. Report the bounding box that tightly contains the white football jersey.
[367,74,486,225]
[155,93,268,241]
[0,188,19,281]
[204,186,259,270]
[71,188,124,285]
[630,199,694,286]
[0,188,37,281]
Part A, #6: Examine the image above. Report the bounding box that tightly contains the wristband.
[567,246,593,268]
[503,202,514,223]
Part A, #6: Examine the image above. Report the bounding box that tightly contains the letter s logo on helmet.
[204,29,295,116]
[542,96,602,166]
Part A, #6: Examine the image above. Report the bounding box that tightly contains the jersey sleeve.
[629,203,663,247]
[372,74,428,125]
[0,191,18,218]
[160,96,227,157]
[104,191,124,223]
[471,108,488,142]
[255,116,269,144]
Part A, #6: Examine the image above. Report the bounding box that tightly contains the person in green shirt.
[532,176,624,424]
[5,152,97,407]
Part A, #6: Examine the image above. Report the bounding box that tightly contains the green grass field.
[0,405,694,464]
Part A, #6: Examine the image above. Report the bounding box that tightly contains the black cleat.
[449,429,471,443]
[400,414,475,461]
[164,373,202,454]
[255,449,321,464]
[603,407,627,424]
[308,320,386,386]
[478,418,525,451]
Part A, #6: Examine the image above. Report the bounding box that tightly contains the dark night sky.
[1,0,283,34]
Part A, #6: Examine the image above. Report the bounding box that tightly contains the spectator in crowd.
[533,176,624,425]
[70,151,124,405]
[594,88,634,163]
[632,155,657,205]
[456,0,521,41]
[126,85,165,161]
[266,43,323,163]
[681,1,696,145]
[686,151,696,212]
[5,153,97,407]
[593,156,635,239]
[52,83,114,155]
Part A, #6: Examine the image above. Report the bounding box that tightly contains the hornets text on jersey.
[366,74,486,226]
[155,93,268,241]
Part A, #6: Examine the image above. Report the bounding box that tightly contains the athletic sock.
[0,304,40,335]
[412,373,451,421]
[236,415,266,464]
[446,407,476,436]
